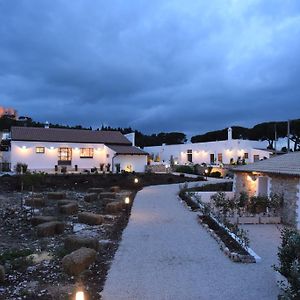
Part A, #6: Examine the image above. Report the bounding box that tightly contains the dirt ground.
[0,174,199,300]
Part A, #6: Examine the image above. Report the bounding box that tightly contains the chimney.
[44,121,49,129]
[228,127,232,141]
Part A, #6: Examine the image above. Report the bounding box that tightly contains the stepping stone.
[47,192,66,200]
[36,221,65,237]
[62,247,97,276]
[25,198,45,208]
[87,188,104,194]
[78,212,104,225]
[110,186,121,193]
[84,193,98,202]
[0,265,5,283]
[59,202,78,215]
[64,235,99,252]
[105,201,124,213]
[99,192,116,199]
[31,216,57,226]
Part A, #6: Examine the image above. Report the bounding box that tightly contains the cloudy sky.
[0,0,300,135]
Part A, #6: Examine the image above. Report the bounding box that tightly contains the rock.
[99,192,116,199]
[47,192,66,200]
[78,212,104,225]
[36,221,65,237]
[31,216,57,226]
[25,198,45,208]
[110,186,121,193]
[64,235,99,252]
[84,193,98,202]
[87,188,104,194]
[105,201,123,213]
[59,203,78,215]
[62,247,97,276]
[57,199,73,206]
[0,265,5,283]
[100,198,115,206]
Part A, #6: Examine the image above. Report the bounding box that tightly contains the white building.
[8,127,147,173]
[145,128,272,166]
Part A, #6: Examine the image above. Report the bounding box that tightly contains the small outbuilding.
[232,152,300,229]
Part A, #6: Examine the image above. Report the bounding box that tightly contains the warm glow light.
[134,178,139,184]
[22,145,27,149]
[125,197,130,204]
[205,169,209,174]
[50,146,54,150]
[75,291,84,300]
[74,147,79,151]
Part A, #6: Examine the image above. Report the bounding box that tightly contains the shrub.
[248,196,269,214]
[15,162,28,174]
[238,192,249,207]
[210,171,222,178]
[175,165,194,174]
[274,227,300,298]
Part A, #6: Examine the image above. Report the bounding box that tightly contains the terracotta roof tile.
[11,126,131,145]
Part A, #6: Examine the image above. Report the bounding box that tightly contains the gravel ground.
[101,181,281,300]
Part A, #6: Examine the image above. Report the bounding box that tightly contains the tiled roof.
[11,126,131,145]
[107,145,148,155]
[232,152,300,176]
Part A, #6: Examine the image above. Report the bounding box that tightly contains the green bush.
[175,165,195,174]
[210,171,222,178]
[248,195,269,214]
[274,227,300,298]
[15,162,28,174]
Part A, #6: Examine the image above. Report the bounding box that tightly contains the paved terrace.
[102,181,281,300]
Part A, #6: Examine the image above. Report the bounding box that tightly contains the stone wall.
[270,175,300,227]
[234,172,257,197]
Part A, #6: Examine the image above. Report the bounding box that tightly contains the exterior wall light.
[50,146,54,150]
[134,178,139,184]
[75,147,79,151]
[124,197,130,205]
[75,291,84,300]
[22,145,27,149]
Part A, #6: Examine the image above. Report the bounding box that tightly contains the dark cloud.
[0,0,300,135]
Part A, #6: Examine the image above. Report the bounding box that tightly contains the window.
[36,147,45,154]
[217,153,222,163]
[210,154,215,164]
[80,148,94,158]
[244,153,249,159]
[58,147,72,161]
[253,154,260,162]
[187,149,192,163]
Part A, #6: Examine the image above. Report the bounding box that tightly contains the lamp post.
[204,169,208,180]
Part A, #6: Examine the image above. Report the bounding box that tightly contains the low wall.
[194,191,234,203]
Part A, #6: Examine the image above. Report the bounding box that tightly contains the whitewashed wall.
[114,155,147,173]
[145,139,271,165]
[11,141,114,172]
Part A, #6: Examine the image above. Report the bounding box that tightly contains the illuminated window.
[58,147,72,161]
[80,148,94,158]
[36,147,45,154]
[244,152,249,159]
[217,153,222,162]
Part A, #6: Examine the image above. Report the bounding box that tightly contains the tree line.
[0,115,299,150]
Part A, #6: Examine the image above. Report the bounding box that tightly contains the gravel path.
[102,181,281,300]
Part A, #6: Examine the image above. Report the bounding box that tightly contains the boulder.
[62,247,97,276]
[25,198,45,208]
[78,212,104,225]
[64,235,99,252]
[47,192,66,200]
[0,265,5,283]
[99,192,116,199]
[59,202,78,215]
[36,221,65,237]
[110,186,121,193]
[57,199,73,206]
[100,198,115,206]
[84,193,98,202]
[87,188,104,194]
[31,216,57,226]
[105,201,123,213]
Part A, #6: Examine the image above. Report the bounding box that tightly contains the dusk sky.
[0,0,300,136]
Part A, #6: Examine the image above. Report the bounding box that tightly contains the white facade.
[10,141,146,173]
[145,135,271,166]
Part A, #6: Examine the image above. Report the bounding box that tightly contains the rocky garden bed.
[0,185,136,299]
